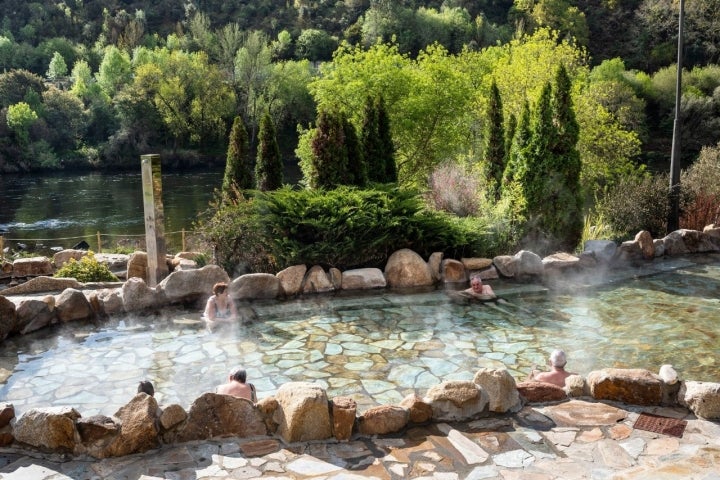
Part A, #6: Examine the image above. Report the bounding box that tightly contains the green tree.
[223,115,253,196]
[485,79,505,194]
[0,70,46,109]
[255,112,283,191]
[376,95,397,183]
[40,87,89,152]
[309,109,348,189]
[295,29,338,62]
[361,95,384,182]
[343,115,367,186]
[96,45,132,98]
[6,101,38,145]
[46,51,68,81]
[234,30,272,142]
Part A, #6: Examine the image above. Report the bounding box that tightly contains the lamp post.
[667,0,685,233]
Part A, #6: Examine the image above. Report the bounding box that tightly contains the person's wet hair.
[213,282,228,295]
[230,368,247,383]
[137,380,155,396]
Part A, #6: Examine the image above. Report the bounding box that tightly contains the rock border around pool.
[0,366,718,459]
[2,225,720,339]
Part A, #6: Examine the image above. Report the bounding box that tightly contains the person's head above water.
[229,367,247,383]
[549,350,567,368]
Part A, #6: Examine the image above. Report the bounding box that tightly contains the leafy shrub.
[54,250,119,282]
[426,162,480,217]
[197,186,491,272]
[680,143,720,230]
[595,173,670,239]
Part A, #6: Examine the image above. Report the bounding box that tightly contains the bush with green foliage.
[197,186,494,273]
[54,251,119,282]
[595,173,669,240]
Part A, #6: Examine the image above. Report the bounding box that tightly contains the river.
[0,169,224,254]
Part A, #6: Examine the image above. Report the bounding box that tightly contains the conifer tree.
[255,112,283,191]
[361,95,384,182]
[519,64,583,253]
[485,79,505,195]
[502,101,530,188]
[343,115,367,186]
[222,115,253,197]
[310,109,348,188]
[376,95,397,183]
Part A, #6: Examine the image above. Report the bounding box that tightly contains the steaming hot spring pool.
[1,255,719,417]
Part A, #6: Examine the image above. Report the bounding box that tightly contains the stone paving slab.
[2,400,719,479]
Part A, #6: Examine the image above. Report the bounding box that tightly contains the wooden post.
[141,154,169,287]
[97,231,102,253]
[182,228,186,252]
[0,235,3,261]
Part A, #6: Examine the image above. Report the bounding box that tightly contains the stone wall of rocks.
[0,365,718,459]
[2,225,720,341]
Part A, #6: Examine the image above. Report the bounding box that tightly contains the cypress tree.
[255,112,283,191]
[502,101,530,189]
[310,109,348,189]
[376,95,397,183]
[548,64,583,251]
[361,95,384,182]
[485,79,505,195]
[343,115,367,187]
[222,115,253,198]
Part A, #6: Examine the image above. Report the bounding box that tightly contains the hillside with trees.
[2,0,720,260]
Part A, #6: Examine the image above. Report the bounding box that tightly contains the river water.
[0,170,223,253]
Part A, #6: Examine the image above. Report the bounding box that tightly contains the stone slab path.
[1,400,719,479]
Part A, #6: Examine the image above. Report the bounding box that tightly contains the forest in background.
[0,0,719,175]
[1,0,719,262]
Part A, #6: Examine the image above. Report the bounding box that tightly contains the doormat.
[633,412,687,438]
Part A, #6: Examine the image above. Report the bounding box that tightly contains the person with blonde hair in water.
[530,350,576,387]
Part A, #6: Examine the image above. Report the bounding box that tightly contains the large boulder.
[97,393,160,458]
[52,249,86,268]
[399,394,433,424]
[616,240,643,262]
[0,403,15,427]
[276,265,307,297]
[428,252,443,281]
[121,277,161,312]
[586,368,663,406]
[273,382,332,443]
[441,259,467,283]
[15,298,55,334]
[171,393,266,443]
[635,230,655,259]
[542,252,581,274]
[55,288,94,323]
[424,380,488,421]
[126,251,148,282]
[461,258,493,271]
[358,405,408,435]
[76,415,120,446]
[0,276,82,296]
[514,250,543,276]
[516,381,567,403]
[492,255,516,278]
[384,249,434,288]
[473,368,520,413]
[89,288,124,317]
[12,257,53,278]
[158,264,229,303]
[94,253,130,280]
[158,404,187,431]
[341,268,387,290]
[301,266,334,294]
[0,296,17,340]
[230,272,282,300]
[583,240,617,264]
[13,406,80,452]
[678,381,720,419]
[331,397,356,441]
